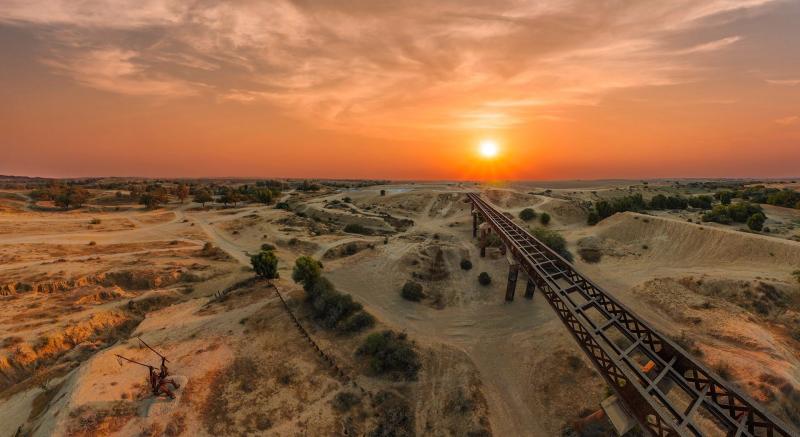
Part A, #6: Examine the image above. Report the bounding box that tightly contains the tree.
[292,256,323,290]
[478,272,492,286]
[746,213,766,231]
[139,187,168,209]
[519,208,536,221]
[193,189,213,206]
[539,212,551,225]
[255,189,273,205]
[176,184,189,203]
[251,250,279,280]
[717,191,733,205]
[54,186,90,209]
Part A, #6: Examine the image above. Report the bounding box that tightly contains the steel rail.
[467,192,794,437]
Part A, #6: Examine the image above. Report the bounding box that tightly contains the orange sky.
[0,1,799,180]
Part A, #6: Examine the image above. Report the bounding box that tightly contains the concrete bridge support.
[505,262,519,302]
[472,212,478,238]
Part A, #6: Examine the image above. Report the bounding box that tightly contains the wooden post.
[524,276,536,299]
[505,262,519,302]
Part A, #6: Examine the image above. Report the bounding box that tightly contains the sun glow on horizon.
[479,140,499,159]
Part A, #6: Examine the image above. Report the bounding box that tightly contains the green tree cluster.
[291,256,374,332]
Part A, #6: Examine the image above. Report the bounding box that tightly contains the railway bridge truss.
[467,192,794,437]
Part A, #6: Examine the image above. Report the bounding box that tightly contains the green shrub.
[260,243,276,251]
[357,331,420,380]
[478,272,491,286]
[518,208,536,221]
[303,275,373,332]
[460,259,473,270]
[275,202,290,210]
[251,250,279,279]
[401,281,424,301]
[747,213,766,231]
[339,311,375,332]
[530,227,573,262]
[539,212,551,225]
[292,256,323,290]
[578,248,602,263]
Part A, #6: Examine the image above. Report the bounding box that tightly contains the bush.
[460,259,473,270]
[344,223,371,235]
[703,202,763,225]
[401,281,424,301]
[339,311,375,332]
[303,276,373,332]
[519,208,536,221]
[539,212,551,225]
[747,213,766,231]
[260,243,276,251]
[530,227,573,262]
[251,250,279,280]
[478,272,491,286]
[90,218,101,225]
[275,202,290,210]
[357,331,420,380]
[292,256,323,290]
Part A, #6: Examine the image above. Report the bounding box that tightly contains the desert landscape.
[1,177,798,437]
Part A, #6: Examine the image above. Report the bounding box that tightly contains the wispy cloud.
[0,0,780,135]
[775,115,799,125]
[766,79,800,86]
[672,36,742,55]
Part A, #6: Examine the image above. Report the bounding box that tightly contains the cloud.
[766,79,800,86]
[0,0,780,135]
[672,36,742,54]
[774,116,799,125]
[43,48,201,97]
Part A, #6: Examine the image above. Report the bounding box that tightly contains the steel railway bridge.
[466,193,795,437]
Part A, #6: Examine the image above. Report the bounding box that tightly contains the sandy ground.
[1,181,799,436]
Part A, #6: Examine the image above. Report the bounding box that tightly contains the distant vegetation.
[292,256,374,332]
[702,202,763,225]
[585,184,795,229]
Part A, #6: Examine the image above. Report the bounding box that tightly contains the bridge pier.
[479,226,488,257]
[472,212,478,238]
[505,262,519,301]
[524,276,536,299]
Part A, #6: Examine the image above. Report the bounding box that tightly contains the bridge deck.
[467,193,794,437]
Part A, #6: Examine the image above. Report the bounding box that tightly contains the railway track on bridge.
[466,193,794,437]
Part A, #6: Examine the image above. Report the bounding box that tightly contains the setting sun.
[479,140,499,158]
